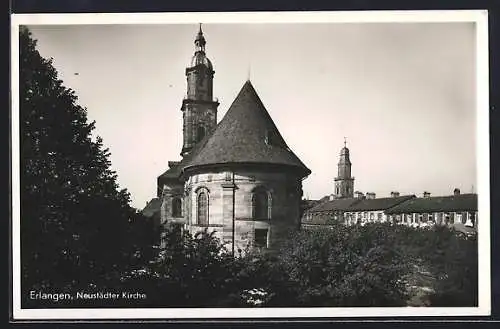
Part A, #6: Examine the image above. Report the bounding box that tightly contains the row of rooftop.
[348,190,437,200]
[304,188,477,216]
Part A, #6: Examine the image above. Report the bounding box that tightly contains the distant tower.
[334,137,355,198]
[181,24,219,157]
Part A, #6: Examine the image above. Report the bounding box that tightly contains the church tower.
[181,24,219,157]
[334,138,355,198]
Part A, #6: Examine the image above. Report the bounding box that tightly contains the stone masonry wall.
[184,169,303,252]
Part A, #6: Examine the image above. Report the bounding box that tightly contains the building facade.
[145,25,311,253]
[344,194,416,226]
[302,144,478,233]
[385,189,478,231]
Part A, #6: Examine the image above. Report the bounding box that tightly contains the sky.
[26,21,478,209]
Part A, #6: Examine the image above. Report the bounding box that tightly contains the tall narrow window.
[469,212,476,227]
[197,192,208,225]
[172,198,182,218]
[254,229,268,248]
[461,212,467,224]
[252,189,269,220]
[197,126,206,142]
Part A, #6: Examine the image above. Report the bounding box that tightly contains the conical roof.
[183,80,311,177]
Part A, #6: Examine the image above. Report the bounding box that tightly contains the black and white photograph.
[11,10,490,319]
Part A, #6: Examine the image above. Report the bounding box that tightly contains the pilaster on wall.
[221,182,236,249]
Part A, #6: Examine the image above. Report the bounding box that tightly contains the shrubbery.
[118,223,477,308]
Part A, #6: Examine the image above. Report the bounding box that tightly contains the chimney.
[390,191,400,198]
[453,188,461,196]
[423,191,431,198]
[366,192,376,199]
[329,194,335,201]
[354,191,365,199]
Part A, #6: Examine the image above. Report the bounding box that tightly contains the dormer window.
[265,129,280,146]
[264,130,271,145]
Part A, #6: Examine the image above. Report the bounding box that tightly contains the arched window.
[172,198,182,218]
[252,188,270,220]
[197,126,206,142]
[197,192,208,225]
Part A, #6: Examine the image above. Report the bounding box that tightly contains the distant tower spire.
[334,140,355,199]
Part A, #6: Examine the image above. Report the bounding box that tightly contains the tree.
[250,223,413,307]
[119,227,242,307]
[420,227,478,307]
[19,26,159,307]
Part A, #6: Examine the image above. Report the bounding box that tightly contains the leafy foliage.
[422,228,478,306]
[19,26,159,306]
[261,223,413,307]
[118,222,477,308]
[119,228,241,307]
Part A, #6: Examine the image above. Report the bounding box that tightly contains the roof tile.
[385,194,478,214]
[346,195,416,211]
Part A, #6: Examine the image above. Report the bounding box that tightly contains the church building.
[145,25,311,253]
